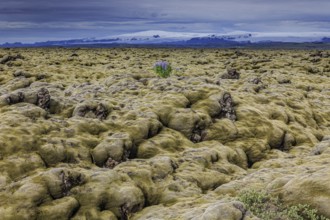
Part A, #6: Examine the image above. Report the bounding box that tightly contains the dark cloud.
[0,0,329,43]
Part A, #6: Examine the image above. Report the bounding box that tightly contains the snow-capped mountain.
[248,32,330,43]
[92,30,330,44]
[1,30,330,47]
[98,30,253,44]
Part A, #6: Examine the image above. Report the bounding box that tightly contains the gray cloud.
[0,0,329,43]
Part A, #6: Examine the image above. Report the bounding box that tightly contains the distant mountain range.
[1,30,330,48]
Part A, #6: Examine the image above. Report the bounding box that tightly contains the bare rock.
[37,87,51,110]
[5,91,25,104]
[219,92,237,121]
[73,102,110,120]
[221,69,240,79]
[43,168,85,199]
[249,77,262,84]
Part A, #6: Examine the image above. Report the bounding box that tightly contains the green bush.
[238,190,329,220]
[153,61,172,78]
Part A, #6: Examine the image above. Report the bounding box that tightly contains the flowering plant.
[153,61,172,78]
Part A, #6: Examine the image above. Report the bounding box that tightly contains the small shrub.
[238,190,329,220]
[285,204,330,220]
[153,61,172,78]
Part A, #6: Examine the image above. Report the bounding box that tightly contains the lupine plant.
[153,61,172,78]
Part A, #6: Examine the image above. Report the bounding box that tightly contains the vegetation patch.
[238,190,329,220]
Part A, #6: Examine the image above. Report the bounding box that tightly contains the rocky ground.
[0,48,329,220]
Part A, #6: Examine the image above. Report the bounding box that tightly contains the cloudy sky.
[1,0,330,43]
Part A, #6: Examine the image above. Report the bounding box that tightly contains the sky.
[0,0,330,43]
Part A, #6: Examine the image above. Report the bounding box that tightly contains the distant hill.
[322,37,330,43]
